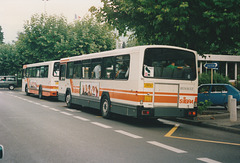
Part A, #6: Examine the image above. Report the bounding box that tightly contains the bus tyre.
[101,96,111,118]
[39,86,43,99]
[25,85,29,96]
[8,85,15,90]
[66,92,72,108]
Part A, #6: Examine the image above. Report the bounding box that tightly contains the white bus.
[58,45,198,119]
[22,60,60,98]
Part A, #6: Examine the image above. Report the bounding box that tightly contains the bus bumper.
[137,106,197,118]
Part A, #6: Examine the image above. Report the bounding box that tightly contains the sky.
[0,0,102,43]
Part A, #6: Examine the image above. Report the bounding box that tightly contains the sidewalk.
[178,107,240,134]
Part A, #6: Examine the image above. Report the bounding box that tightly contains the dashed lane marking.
[197,158,222,163]
[73,116,90,121]
[115,130,143,139]
[49,108,59,112]
[41,105,49,108]
[147,141,187,154]
[66,109,81,113]
[60,112,73,116]
[91,122,112,129]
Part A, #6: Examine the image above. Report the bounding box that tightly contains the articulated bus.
[22,60,60,98]
[58,45,198,119]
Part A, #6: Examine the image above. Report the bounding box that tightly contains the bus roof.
[23,60,60,68]
[60,45,197,63]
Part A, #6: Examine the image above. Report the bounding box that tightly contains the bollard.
[230,98,237,122]
[228,95,233,112]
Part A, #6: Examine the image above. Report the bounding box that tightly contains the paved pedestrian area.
[179,106,240,134]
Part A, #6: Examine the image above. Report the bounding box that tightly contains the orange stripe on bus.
[41,85,58,89]
[29,89,58,97]
[154,96,178,103]
[101,88,197,96]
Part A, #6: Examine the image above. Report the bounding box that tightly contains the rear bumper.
[136,106,197,118]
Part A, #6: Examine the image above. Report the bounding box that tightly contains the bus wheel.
[39,86,43,99]
[101,96,111,118]
[9,85,15,90]
[25,85,29,96]
[66,92,72,108]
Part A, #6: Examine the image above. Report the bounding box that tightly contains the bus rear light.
[142,110,150,115]
[188,111,196,116]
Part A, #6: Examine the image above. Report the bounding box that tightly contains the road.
[0,89,240,163]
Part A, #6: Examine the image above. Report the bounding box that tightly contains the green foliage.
[199,73,229,85]
[70,16,115,54]
[198,100,212,114]
[0,26,3,44]
[16,14,115,66]
[92,0,240,55]
[16,14,73,65]
[0,44,20,75]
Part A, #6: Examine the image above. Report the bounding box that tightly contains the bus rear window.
[143,48,196,80]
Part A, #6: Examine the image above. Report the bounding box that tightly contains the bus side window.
[73,61,82,79]
[44,66,49,78]
[53,62,60,77]
[91,58,102,79]
[115,55,130,80]
[60,64,66,81]
[40,66,45,78]
[82,60,91,79]
[36,67,40,78]
[102,57,114,79]
[67,62,74,79]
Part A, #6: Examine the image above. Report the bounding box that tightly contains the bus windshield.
[143,48,196,80]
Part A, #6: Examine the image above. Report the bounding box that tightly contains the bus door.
[153,83,179,108]
[59,62,67,94]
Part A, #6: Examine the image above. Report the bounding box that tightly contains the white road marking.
[49,108,59,112]
[60,112,73,116]
[73,116,90,121]
[197,158,222,163]
[34,103,41,105]
[66,109,81,112]
[147,141,187,154]
[41,105,49,108]
[91,122,112,129]
[115,130,143,139]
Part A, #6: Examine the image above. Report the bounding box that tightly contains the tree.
[70,16,115,54]
[91,0,240,55]
[0,44,20,75]
[16,14,115,66]
[0,26,3,44]
[16,14,72,65]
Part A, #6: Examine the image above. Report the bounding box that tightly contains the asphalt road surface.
[0,89,239,163]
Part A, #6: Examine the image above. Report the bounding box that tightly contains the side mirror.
[0,145,3,159]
